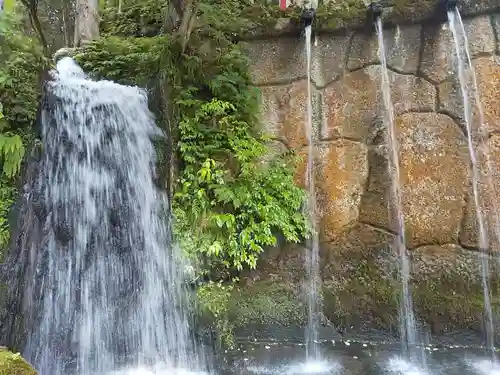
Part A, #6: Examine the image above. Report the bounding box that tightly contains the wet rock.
[228,246,307,332]
[295,140,369,241]
[321,66,436,142]
[310,33,352,87]
[348,25,422,73]
[321,224,397,330]
[420,23,456,83]
[462,16,495,57]
[241,38,306,85]
[359,113,469,247]
[473,56,500,134]
[459,0,500,17]
[410,244,500,336]
[259,81,320,149]
[439,56,500,137]
[320,67,380,142]
[460,134,500,251]
[421,16,495,84]
[493,15,500,52]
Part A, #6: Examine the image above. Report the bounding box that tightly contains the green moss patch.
[315,0,367,31]
[0,348,37,375]
[228,281,306,328]
[322,259,399,331]
[390,0,439,24]
[413,272,500,334]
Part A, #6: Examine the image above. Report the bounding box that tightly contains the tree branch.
[20,0,49,57]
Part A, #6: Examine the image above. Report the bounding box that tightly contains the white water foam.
[246,360,341,375]
[21,57,203,375]
[386,357,430,375]
[469,359,500,375]
[105,364,210,375]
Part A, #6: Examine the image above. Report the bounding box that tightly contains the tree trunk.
[74,0,99,46]
[62,1,74,47]
[177,0,198,53]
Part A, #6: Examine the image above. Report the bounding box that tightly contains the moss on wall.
[314,0,367,31]
[389,0,440,24]
[216,250,500,342]
[412,271,500,334]
[0,348,37,375]
[228,281,306,329]
[322,259,399,331]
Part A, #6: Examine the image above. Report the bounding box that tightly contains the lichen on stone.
[0,348,37,375]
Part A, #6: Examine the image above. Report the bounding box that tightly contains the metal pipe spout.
[300,7,316,28]
[367,2,383,22]
[444,0,458,11]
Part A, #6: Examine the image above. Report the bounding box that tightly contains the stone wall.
[226,9,500,343]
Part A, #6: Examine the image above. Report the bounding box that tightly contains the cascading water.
[19,57,204,375]
[448,8,496,359]
[375,18,424,367]
[304,24,321,362]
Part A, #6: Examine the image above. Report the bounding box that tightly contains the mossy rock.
[228,281,306,329]
[0,348,36,375]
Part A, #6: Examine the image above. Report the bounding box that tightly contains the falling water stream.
[375,18,425,368]
[448,8,496,360]
[304,24,321,362]
[21,57,205,375]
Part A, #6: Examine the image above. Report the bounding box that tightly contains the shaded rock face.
[232,8,500,343]
[0,111,45,353]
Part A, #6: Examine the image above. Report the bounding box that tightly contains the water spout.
[301,8,316,29]
[375,17,426,369]
[303,23,320,362]
[367,2,383,23]
[448,8,496,360]
[445,0,458,11]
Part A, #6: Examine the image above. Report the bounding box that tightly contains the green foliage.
[0,8,43,252]
[99,0,302,39]
[0,347,37,375]
[74,35,164,87]
[73,0,309,275]
[3,0,16,11]
[0,9,45,131]
[197,280,236,347]
[100,0,166,37]
[0,177,17,251]
[173,79,307,270]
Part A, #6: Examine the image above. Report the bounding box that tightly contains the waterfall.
[448,8,496,359]
[303,24,320,361]
[375,18,425,366]
[12,57,204,375]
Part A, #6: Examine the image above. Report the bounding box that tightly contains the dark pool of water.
[221,341,500,375]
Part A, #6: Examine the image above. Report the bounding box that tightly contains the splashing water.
[375,18,424,366]
[303,24,321,361]
[386,357,429,375]
[19,57,203,375]
[246,360,341,375]
[448,9,496,359]
[470,359,500,375]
